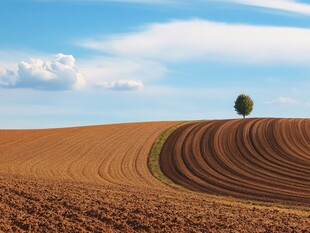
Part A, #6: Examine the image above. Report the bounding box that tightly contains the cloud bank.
[0,54,85,90]
[78,19,310,64]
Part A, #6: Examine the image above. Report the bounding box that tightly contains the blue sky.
[0,0,309,128]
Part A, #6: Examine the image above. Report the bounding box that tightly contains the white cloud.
[223,0,310,16]
[97,79,143,91]
[0,53,86,90]
[0,50,49,71]
[0,51,164,91]
[77,19,310,64]
[269,96,298,105]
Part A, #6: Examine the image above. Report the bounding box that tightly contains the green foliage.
[234,94,254,118]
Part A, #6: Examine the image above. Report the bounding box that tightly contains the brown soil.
[1,119,309,232]
[0,122,175,188]
[160,118,310,204]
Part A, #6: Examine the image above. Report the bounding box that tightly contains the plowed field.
[160,118,310,204]
[1,119,309,232]
[0,122,175,188]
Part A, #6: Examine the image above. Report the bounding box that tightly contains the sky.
[0,0,309,129]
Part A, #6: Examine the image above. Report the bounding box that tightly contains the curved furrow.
[0,122,178,190]
[29,128,95,180]
[83,125,141,185]
[104,125,147,186]
[160,118,310,204]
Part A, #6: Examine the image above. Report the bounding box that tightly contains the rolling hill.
[0,119,309,232]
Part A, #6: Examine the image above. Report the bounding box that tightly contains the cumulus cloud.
[97,79,143,91]
[78,19,310,64]
[0,53,85,90]
[223,0,310,16]
[269,96,298,105]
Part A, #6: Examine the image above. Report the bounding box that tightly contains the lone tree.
[234,94,254,118]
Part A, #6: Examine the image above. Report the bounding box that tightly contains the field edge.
[148,123,186,189]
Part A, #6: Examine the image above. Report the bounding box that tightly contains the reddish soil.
[1,174,310,232]
[0,122,175,188]
[0,119,309,232]
[160,118,310,204]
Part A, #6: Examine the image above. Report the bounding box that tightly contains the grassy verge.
[148,124,183,188]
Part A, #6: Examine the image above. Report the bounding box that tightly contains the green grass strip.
[148,124,183,188]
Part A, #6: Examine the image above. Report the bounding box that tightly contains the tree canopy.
[234,94,254,118]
